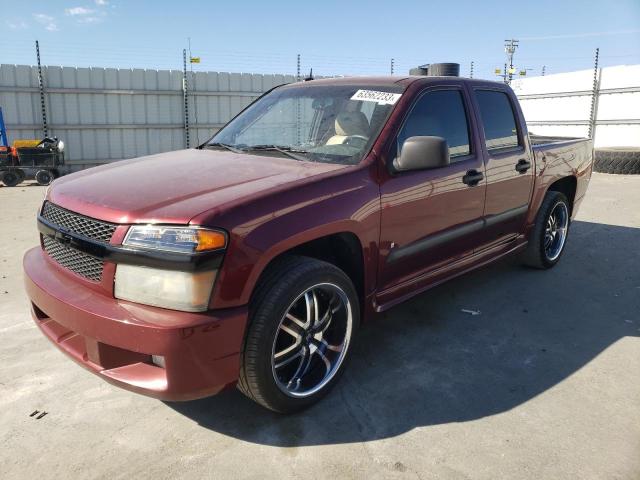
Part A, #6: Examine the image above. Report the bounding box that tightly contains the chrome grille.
[41,202,116,243]
[42,236,104,282]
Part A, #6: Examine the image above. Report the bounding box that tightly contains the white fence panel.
[0,64,296,171]
[513,64,640,148]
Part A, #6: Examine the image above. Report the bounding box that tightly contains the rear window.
[475,90,520,151]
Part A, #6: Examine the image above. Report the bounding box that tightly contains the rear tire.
[522,191,570,269]
[15,169,26,184]
[35,169,53,186]
[238,256,360,413]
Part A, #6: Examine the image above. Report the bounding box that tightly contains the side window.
[398,90,471,159]
[474,90,521,151]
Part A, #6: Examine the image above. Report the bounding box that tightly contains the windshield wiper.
[243,144,310,162]
[206,142,245,154]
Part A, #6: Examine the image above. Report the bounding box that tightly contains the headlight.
[123,226,226,253]
[116,225,226,311]
[115,265,217,312]
[57,140,64,152]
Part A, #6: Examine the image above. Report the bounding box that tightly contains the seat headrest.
[335,112,370,137]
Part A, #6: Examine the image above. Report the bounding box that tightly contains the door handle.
[515,159,532,173]
[463,169,483,186]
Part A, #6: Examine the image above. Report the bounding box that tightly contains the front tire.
[1,170,20,187]
[522,191,570,269]
[238,256,359,413]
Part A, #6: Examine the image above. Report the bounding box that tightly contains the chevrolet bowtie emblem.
[54,231,73,247]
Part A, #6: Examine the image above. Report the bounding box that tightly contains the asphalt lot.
[1,172,638,480]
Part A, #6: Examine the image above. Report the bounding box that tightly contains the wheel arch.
[547,175,577,215]
[250,231,367,317]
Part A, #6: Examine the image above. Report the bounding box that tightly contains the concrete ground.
[1,173,638,480]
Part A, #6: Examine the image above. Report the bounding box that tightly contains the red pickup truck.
[24,76,593,413]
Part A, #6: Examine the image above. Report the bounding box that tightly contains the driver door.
[377,85,486,295]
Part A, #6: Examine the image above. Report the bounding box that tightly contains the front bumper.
[23,247,248,401]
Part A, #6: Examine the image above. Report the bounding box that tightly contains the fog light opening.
[151,355,166,369]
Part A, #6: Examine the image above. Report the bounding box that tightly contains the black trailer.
[0,138,65,187]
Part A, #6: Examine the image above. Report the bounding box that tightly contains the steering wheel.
[342,135,369,147]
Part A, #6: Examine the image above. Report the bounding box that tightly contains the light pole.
[504,39,519,85]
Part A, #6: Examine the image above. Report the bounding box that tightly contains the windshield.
[207,84,404,165]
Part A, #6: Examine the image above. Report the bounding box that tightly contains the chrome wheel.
[271,283,353,398]
[544,201,569,261]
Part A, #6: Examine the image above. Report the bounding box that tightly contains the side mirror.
[393,136,450,172]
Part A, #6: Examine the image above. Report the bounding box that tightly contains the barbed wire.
[3,39,638,79]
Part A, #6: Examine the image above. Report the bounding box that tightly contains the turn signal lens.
[195,230,227,251]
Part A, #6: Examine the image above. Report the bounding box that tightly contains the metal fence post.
[588,48,600,141]
[296,54,301,145]
[35,40,48,138]
[182,49,190,148]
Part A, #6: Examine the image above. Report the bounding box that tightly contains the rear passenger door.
[472,88,534,248]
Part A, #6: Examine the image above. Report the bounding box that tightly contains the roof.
[283,75,507,90]
[283,76,414,89]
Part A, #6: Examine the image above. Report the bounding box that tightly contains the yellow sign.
[494,68,502,74]
[519,70,527,76]
[190,57,201,64]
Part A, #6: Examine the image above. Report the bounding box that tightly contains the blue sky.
[2,0,640,79]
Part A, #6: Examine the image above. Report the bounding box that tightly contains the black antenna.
[304,68,314,81]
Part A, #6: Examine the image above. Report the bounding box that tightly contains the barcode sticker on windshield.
[351,89,402,105]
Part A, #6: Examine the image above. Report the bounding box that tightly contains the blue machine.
[0,107,8,148]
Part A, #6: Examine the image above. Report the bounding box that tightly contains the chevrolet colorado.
[24,76,593,413]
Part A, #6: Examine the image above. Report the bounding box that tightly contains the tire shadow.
[166,220,639,446]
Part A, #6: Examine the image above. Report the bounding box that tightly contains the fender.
[207,166,381,309]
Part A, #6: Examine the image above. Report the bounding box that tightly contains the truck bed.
[531,135,593,169]
[529,134,588,146]
[530,135,592,160]
[528,135,594,220]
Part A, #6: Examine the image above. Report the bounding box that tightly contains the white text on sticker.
[351,89,402,105]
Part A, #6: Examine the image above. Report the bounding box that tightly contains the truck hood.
[49,149,348,224]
